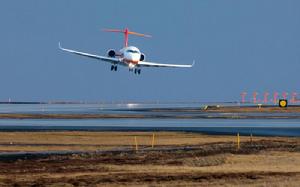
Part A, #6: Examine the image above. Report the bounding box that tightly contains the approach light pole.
[282,92,288,100]
[263,92,269,104]
[291,92,297,104]
[241,92,247,103]
[273,92,278,105]
[253,92,258,104]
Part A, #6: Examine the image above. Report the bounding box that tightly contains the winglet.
[191,60,195,67]
[58,42,63,50]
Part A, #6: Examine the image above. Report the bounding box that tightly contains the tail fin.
[103,28,151,47]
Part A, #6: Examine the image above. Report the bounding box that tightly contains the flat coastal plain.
[0,131,299,186]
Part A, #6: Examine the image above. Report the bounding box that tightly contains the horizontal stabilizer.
[103,28,151,46]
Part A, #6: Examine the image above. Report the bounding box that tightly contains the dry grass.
[0,131,300,186]
[0,131,297,152]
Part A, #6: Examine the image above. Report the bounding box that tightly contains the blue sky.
[0,0,299,102]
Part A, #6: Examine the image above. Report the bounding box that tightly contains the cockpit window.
[126,50,139,54]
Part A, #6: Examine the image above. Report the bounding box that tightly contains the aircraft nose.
[128,53,139,61]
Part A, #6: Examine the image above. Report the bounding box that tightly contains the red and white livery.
[59,28,194,74]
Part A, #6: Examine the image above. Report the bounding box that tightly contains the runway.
[0,103,300,136]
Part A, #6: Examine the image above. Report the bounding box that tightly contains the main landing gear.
[111,65,117,71]
[134,69,141,75]
[129,68,141,75]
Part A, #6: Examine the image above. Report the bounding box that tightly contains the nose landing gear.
[128,67,141,75]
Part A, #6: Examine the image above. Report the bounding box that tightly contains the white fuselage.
[119,46,141,68]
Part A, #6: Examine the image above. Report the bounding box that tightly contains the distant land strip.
[1,105,300,119]
[135,105,300,113]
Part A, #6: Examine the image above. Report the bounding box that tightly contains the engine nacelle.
[107,49,116,58]
[140,53,146,61]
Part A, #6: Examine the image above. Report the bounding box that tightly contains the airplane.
[59,28,194,74]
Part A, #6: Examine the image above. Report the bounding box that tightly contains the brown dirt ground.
[0,131,299,186]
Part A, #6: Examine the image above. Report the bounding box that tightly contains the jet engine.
[140,53,146,61]
[107,49,116,57]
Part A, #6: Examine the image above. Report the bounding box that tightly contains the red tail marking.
[124,28,129,47]
[103,28,151,47]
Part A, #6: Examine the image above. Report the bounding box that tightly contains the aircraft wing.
[59,42,120,64]
[137,60,194,68]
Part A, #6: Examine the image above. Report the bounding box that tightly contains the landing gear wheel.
[114,66,117,71]
[137,69,141,74]
[111,65,114,71]
[134,69,137,74]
